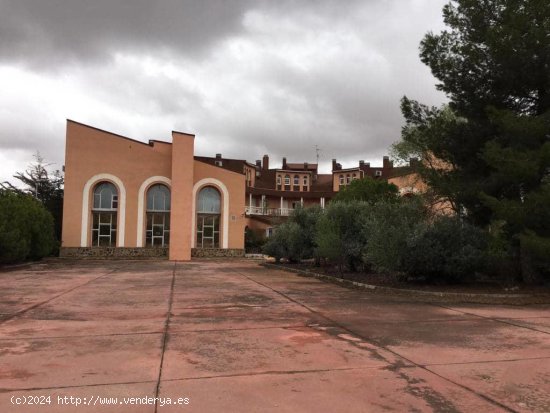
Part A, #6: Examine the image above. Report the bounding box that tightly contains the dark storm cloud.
[0,0,254,66]
[0,0,448,181]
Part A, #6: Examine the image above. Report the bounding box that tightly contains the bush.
[333,177,399,203]
[288,206,323,260]
[262,222,301,262]
[245,227,266,253]
[401,216,488,283]
[262,206,322,262]
[363,198,427,274]
[315,201,370,272]
[519,231,550,284]
[0,190,55,264]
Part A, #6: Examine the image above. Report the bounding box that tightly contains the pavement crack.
[231,267,519,413]
[154,261,177,413]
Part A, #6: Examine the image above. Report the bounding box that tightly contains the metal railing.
[245,206,294,217]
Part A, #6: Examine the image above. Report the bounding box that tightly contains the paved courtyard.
[0,260,549,412]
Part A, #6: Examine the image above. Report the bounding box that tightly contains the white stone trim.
[191,178,229,248]
[81,173,126,247]
[136,176,172,247]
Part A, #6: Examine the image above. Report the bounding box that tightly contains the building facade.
[61,120,420,260]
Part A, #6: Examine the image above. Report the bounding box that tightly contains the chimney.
[304,162,308,170]
[215,153,222,160]
[262,154,269,170]
[332,159,337,171]
[255,159,261,168]
[383,156,393,169]
[359,160,365,168]
[282,157,287,169]
[365,162,370,168]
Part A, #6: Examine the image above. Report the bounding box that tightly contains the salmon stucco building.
[61,120,422,260]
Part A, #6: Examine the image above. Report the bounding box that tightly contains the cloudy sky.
[0,0,448,183]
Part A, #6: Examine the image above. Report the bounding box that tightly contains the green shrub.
[519,231,550,284]
[333,177,399,203]
[262,222,297,262]
[315,201,369,272]
[245,227,266,253]
[288,206,322,260]
[363,198,426,274]
[0,190,55,264]
[262,206,322,262]
[401,216,488,283]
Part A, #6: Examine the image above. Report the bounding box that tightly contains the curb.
[262,263,550,305]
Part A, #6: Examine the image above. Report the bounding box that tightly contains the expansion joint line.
[154,261,177,413]
[0,263,130,325]
[230,268,518,413]
[430,302,550,336]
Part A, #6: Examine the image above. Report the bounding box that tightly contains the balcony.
[245,206,294,217]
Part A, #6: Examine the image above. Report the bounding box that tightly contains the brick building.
[61,120,420,260]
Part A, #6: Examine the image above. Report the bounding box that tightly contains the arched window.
[91,182,118,246]
[303,176,308,185]
[346,174,351,184]
[339,175,344,185]
[146,184,170,247]
[293,175,299,185]
[196,186,221,248]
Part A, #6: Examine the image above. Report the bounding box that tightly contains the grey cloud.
[0,0,254,67]
[0,0,448,182]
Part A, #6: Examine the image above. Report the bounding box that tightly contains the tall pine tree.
[393,0,550,282]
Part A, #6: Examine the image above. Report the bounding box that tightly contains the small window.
[284,175,290,185]
[303,176,308,185]
[346,174,351,184]
[339,175,344,185]
[277,176,281,185]
[293,175,299,185]
[352,173,357,180]
[215,160,223,167]
[266,227,274,238]
[375,170,382,177]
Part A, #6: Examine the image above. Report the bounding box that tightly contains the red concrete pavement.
[0,260,549,412]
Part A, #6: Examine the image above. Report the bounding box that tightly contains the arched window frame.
[91,182,118,247]
[196,186,222,248]
[145,184,171,247]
